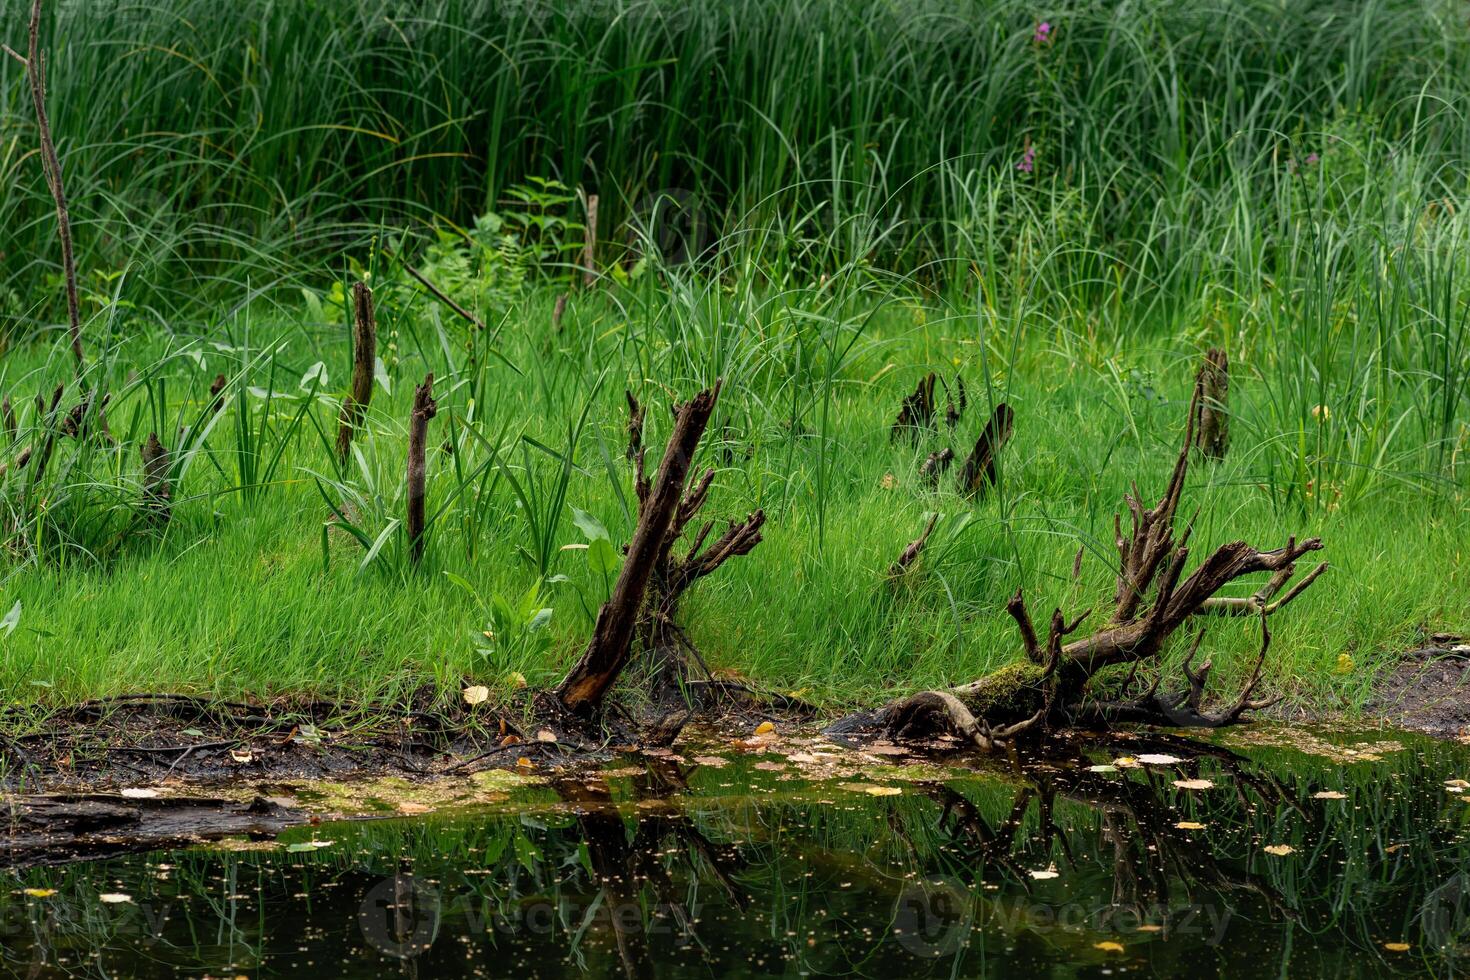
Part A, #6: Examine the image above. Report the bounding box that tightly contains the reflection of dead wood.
[335,282,376,461]
[2,794,308,871]
[956,402,1013,495]
[853,372,1324,751]
[891,373,937,443]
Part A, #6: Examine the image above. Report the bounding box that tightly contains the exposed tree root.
[846,372,1326,751]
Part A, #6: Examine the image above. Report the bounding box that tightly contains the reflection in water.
[2,728,1469,978]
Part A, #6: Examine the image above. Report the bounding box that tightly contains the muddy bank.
[1364,643,1470,740]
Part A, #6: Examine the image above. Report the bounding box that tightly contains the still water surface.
[3,726,1469,978]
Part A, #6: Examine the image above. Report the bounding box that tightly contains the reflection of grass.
[3,736,1468,975]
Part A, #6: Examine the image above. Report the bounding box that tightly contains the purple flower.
[1305,152,1320,166]
[1016,143,1036,174]
[1033,21,1053,44]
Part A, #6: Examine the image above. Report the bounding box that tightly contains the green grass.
[0,272,1463,714]
[0,0,1467,716]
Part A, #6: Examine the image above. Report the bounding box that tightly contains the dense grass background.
[0,0,1466,711]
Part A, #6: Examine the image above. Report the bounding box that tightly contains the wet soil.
[1366,644,1470,740]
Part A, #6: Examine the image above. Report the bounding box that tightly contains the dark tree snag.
[59,390,111,443]
[582,193,599,287]
[552,292,568,332]
[27,383,64,483]
[849,371,1324,751]
[406,373,437,566]
[140,432,171,525]
[1195,348,1229,460]
[209,373,227,414]
[888,514,939,580]
[625,389,645,460]
[2,397,14,441]
[943,375,967,430]
[335,282,377,461]
[957,402,1014,495]
[15,0,84,373]
[919,448,954,488]
[556,383,723,715]
[891,373,937,443]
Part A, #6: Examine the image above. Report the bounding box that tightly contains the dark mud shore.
[2,647,1466,798]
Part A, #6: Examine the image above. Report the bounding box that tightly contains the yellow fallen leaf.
[1175,821,1207,830]
[754,721,776,736]
[1028,869,1059,880]
[1095,941,1125,953]
[99,894,133,904]
[120,788,159,799]
[229,748,253,764]
[1264,844,1295,856]
[1383,942,1411,952]
[23,888,56,898]
[1136,924,1163,933]
[865,785,901,796]
[1114,756,1140,768]
[397,802,432,815]
[1334,652,1354,675]
[463,685,490,706]
[691,755,729,768]
[1137,754,1183,765]
[1314,791,1348,800]
[535,729,558,743]
[1173,779,1214,790]
[506,672,527,689]
[516,757,535,771]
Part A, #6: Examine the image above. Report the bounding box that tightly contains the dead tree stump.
[957,403,1014,496]
[891,373,937,443]
[556,383,724,716]
[140,432,171,525]
[406,374,437,566]
[1195,348,1229,460]
[336,282,377,461]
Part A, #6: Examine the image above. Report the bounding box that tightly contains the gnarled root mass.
[853,373,1327,752]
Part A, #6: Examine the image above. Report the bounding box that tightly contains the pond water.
[3,726,1470,978]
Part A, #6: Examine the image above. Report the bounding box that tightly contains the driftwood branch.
[406,373,437,565]
[335,282,377,460]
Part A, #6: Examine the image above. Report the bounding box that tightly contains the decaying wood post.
[140,432,171,525]
[552,293,568,332]
[335,282,377,461]
[406,373,437,566]
[556,382,723,715]
[888,514,939,580]
[891,373,937,443]
[957,403,1014,495]
[6,0,84,373]
[625,389,645,460]
[581,194,599,287]
[1195,348,1229,460]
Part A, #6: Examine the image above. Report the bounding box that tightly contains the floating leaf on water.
[397,802,432,815]
[1114,757,1140,768]
[1136,924,1163,933]
[463,686,490,706]
[754,761,785,771]
[1088,764,1118,773]
[23,888,56,898]
[1175,821,1206,830]
[1263,844,1295,856]
[99,894,133,904]
[691,756,729,768]
[1173,779,1214,790]
[1314,791,1348,800]
[1028,869,1060,880]
[754,721,776,736]
[864,785,901,796]
[1094,941,1125,953]
[788,752,820,764]
[1137,754,1184,765]
[286,841,333,852]
[1383,943,1411,952]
